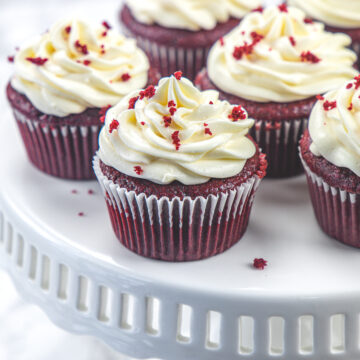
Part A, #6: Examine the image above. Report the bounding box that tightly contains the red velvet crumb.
[75,40,88,55]
[26,57,48,65]
[163,115,172,127]
[171,131,181,150]
[83,60,91,66]
[228,106,247,121]
[252,6,264,13]
[304,18,313,24]
[323,100,337,111]
[78,212,85,217]
[101,31,108,37]
[174,71,182,80]
[88,189,94,195]
[204,127,213,136]
[168,100,176,107]
[289,36,296,46]
[139,85,156,99]
[65,26,71,34]
[128,96,139,109]
[354,75,360,90]
[256,153,268,179]
[278,3,288,12]
[99,104,111,123]
[316,95,324,101]
[250,31,264,45]
[121,73,131,82]
[169,107,177,115]
[102,21,112,30]
[7,55,14,63]
[134,166,143,175]
[219,37,225,46]
[348,103,353,111]
[346,83,353,89]
[300,51,321,64]
[71,189,78,194]
[109,119,119,133]
[209,101,214,104]
[253,258,267,269]
[140,121,145,126]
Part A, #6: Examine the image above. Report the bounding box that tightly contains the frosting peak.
[289,0,360,29]
[98,75,256,185]
[11,17,149,117]
[309,75,360,177]
[208,6,357,103]
[124,0,262,31]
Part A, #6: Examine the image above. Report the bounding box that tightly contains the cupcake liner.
[123,30,210,80]
[250,117,308,178]
[13,109,101,180]
[300,153,360,248]
[93,155,262,262]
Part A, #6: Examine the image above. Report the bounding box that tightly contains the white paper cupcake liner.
[300,152,360,247]
[13,109,101,180]
[93,155,262,261]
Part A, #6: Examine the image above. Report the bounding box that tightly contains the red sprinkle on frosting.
[228,106,247,121]
[250,31,264,45]
[134,166,143,175]
[75,40,88,55]
[65,26,71,34]
[304,18,313,24]
[168,100,176,107]
[316,95,324,101]
[289,36,296,47]
[252,6,263,13]
[209,101,214,104]
[7,55,14,63]
[102,21,112,30]
[278,3,288,12]
[169,107,177,116]
[346,83,353,89]
[101,31,107,37]
[219,37,225,46]
[128,96,139,109]
[163,115,172,127]
[139,85,156,99]
[26,57,48,65]
[300,51,321,64]
[99,104,111,122]
[109,119,119,133]
[253,258,267,270]
[121,73,131,82]
[233,32,263,60]
[354,75,360,90]
[83,60,91,66]
[204,127,213,136]
[348,103,353,111]
[323,100,337,111]
[171,131,181,150]
[174,71,183,80]
[140,121,145,126]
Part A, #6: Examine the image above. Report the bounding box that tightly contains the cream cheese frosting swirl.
[11,17,149,117]
[207,5,357,103]
[124,0,262,31]
[98,74,256,185]
[309,75,360,176]
[289,0,360,29]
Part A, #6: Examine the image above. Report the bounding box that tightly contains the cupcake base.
[120,5,240,80]
[300,131,360,248]
[196,69,315,178]
[93,151,266,262]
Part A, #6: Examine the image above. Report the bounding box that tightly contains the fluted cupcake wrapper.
[13,109,101,180]
[300,153,360,248]
[93,155,262,262]
[250,117,308,178]
[122,27,210,80]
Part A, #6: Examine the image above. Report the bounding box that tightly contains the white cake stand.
[1,117,360,360]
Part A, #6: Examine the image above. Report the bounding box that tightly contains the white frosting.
[208,6,357,103]
[124,0,262,31]
[289,0,360,29]
[12,17,149,117]
[309,76,360,176]
[98,75,256,185]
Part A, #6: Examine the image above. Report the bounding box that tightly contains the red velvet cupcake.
[7,17,158,180]
[196,5,357,178]
[93,73,267,262]
[288,0,360,61]
[119,0,263,80]
[300,76,360,247]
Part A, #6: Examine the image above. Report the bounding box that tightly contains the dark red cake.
[120,5,241,80]
[196,69,316,178]
[7,68,160,180]
[300,130,360,248]
[94,141,267,262]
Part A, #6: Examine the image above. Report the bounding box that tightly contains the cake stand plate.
[1,118,360,360]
